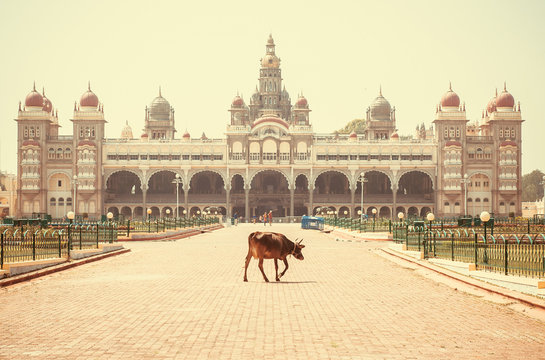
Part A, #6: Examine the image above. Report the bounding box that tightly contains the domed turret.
[496,82,515,109]
[369,88,392,121]
[486,90,497,114]
[25,83,44,108]
[121,121,133,139]
[261,34,280,68]
[42,88,52,113]
[182,130,190,140]
[295,95,308,108]
[232,95,244,107]
[80,82,99,108]
[440,82,460,108]
[149,87,171,120]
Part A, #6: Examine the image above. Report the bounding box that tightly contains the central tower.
[249,35,292,122]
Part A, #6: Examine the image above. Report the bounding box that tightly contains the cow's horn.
[298,238,304,244]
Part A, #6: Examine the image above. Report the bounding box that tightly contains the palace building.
[15,35,523,220]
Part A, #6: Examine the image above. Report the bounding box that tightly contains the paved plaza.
[1,224,544,359]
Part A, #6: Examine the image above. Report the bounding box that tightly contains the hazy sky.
[1,0,544,174]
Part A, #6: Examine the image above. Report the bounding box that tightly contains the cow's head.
[292,238,305,260]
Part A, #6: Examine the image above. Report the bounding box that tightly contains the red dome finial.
[496,82,515,108]
[25,82,44,107]
[80,82,99,107]
[440,83,460,108]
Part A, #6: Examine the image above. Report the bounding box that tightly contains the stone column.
[308,184,314,216]
[183,184,190,218]
[350,183,356,217]
[290,187,295,218]
[225,185,231,218]
[244,186,250,223]
[392,184,398,220]
[141,184,147,215]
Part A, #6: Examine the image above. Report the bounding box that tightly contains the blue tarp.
[301,216,324,230]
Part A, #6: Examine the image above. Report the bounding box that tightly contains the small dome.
[261,54,280,68]
[391,132,399,139]
[149,88,171,119]
[25,84,44,107]
[121,121,133,139]
[486,96,496,114]
[349,131,357,138]
[500,140,517,147]
[295,95,308,108]
[80,83,99,107]
[182,130,190,139]
[201,132,208,140]
[22,140,40,147]
[42,93,52,113]
[78,140,96,147]
[496,83,515,108]
[141,132,149,138]
[232,95,244,107]
[440,83,460,108]
[369,89,392,120]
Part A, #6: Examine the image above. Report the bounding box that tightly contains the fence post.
[32,233,36,261]
[474,233,478,269]
[528,219,530,234]
[418,230,421,252]
[433,232,436,257]
[389,220,391,233]
[451,233,454,261]
[405,225,408,249]
[58,233,61,258]
[504,237,508,275]
[1,233,4,269]
[96,225,99,248]
[127,219,131,237]
[79,227,82,250]
[156,220,159,233]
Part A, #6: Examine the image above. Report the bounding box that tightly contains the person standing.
[268,210,273,226]
[263,212,267,226]
[233,212,238,226]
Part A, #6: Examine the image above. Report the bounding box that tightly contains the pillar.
[308,184,314,216]
[350,184,356,217]
[290,187,295,218]
[244,187,250,223]
[225,186,231,218]
[392,184,398,220]
[141,184,147,216]
[183,184,189,218]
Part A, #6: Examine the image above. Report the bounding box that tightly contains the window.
[444,128,448,138]
[456,127,460,137]
[50,198,56,206]
[24,126,28,138]
[130,155,139,160]
[30,127,35,137]
[64,148,71,159]
[182,154,190,160]
[449,127,455,138]
[317,155,327,161]
[58,198,64,206]
[476,148,483,159]
[140,155,148,160]
[36,127,40,138]
[58,180,62,187]
[66,198,72,206]
[444,202,450,206]
[499,129,503,137]
[191,154,201,161]
[511,128,515,138]
[391,155,399,160]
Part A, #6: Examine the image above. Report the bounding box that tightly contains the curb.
[381,248,545,311]
[121,225,224,242]
[0,248,131,288]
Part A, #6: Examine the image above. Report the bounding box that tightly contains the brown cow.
[243,231,305,282]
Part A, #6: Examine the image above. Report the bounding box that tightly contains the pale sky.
[1,0,544,174]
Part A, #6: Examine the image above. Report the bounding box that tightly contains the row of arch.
[106,206,227,218]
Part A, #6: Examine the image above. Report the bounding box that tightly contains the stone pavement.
[1,224,544,359]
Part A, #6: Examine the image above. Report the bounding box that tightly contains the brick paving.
[1,223,544,359]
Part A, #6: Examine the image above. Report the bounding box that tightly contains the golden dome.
[261,54,280,68]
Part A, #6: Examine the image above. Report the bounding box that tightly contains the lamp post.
[372,208,377,232]
[107,211,114,243]
[358,174,368,222]
[426,212,435,257]
[461,173,469,216]
[67,211,75,256]
[166,209,171,218]
[72,175,78,217]
[147,208,152,232]
[172,174,182,219]
[480,211,490,239]
[398,212,405,244]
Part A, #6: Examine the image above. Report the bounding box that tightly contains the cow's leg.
[243,252,252,282]
[279,258,289,278]
[274,259,280,281]
[258,258,269,282]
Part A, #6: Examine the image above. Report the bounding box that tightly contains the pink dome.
[296,96,308,107]
[25,86,44,107]
[486,97,496,113]
[500,140,517,147]
[445,140,462,147]
[440,84,460,107]
[141,133,149,138]
[232,95,244,107]
[391,132,399,139]
[182,131,190,138]
[349,131,357,138]
[80,83,99,107]
[496,85,515,108]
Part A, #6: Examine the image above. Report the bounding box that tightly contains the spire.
[33,81,36,91]
[88,81,91,91]
[503,81,507,92]
[449,81,452,91]
[379,85,382,96]
[495,88,498,96]
[42,87,45,96]
[159,86,162,97]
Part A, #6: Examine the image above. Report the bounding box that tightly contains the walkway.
[1,224,544,359]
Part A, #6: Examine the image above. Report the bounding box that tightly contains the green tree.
[337,119,366,134]
[522,169,545,201]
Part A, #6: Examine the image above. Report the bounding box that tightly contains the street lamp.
[461,173,469,216]
[480,211,490,239]
[372,208,377,231]
[166,209,171,217]
[172,174,182,219]
[72,175,78,216]
[107,211,114,243]
[67,211,75,254]
[358,174,368,222]
[398,211,404,223]
[147,208,152,232]
[426,212,435,231]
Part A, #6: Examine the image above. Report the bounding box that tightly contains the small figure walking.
[233,212,238,226]
[263,212,267,226]
[268,210,273,226]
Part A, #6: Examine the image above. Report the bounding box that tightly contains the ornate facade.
[15,36,524,220]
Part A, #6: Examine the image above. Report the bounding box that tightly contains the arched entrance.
[294,174,309,216]
[397,171,434,204]
[314,171,350,208]
[147,170,181,206]
[250,170,289,217]
[106,171,143,209]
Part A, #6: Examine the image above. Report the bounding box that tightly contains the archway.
[294,174,309,216]
[190,206,201,217]
[339,206,350,217]
[397,171,434,203]
[250,170,289,218]
[231,174,245,193]
[420,207,432,217]
[120,206,132,218]
[379,206,391,218]
[106,171,142,205]
[407,206,419,217]
[189,171,225,195]
[107,207,119,217]
[315,171,350,195]
[147,170,182,206]
[396,206,406,217]
[162,206,173,217]
[134,206,143,218]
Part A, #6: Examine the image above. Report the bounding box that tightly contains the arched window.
[454,202,460,206]
[499,129,503,137]
[57,148,63,159]
[475,198,481,203]
[66,198,72,206]
[50,198,56,206]
[58,198,64,206]
[444,201,450,206]
[49,148,55,159]
[64,148,71,159]
[476,148,483,159]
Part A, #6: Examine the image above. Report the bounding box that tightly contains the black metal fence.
[393,224,545,278]
[117,217,220,237]
[323,217,392,232]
